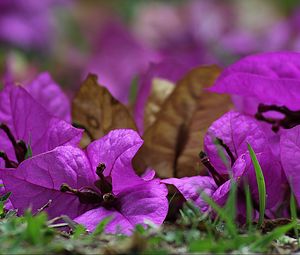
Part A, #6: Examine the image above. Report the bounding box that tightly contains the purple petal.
[204,111,268,175]
[86,129,144,192]
[75,207,133,234]
[141,168,156,181]
[231,153,248,179]
[162,176,217,210]
[25,72,71,122]
[0,86,82,157]
[211,180,231,206]
[231,95,261,116]
[210,52,300,114]
[280,126,300,204]
[75,179,168,234]
[45,118,83,152]
[211,154,247,206]
[0,146,93,219]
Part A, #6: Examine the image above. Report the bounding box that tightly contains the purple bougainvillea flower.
[204,111,286,210]
[163,111,287,217]
[0,129,168,234]
[162,153,247,213]
[209,52,300,115]
[0,146,92,216]
[25,72,71,122]
[0,85,81,169]
[204,111,267,175]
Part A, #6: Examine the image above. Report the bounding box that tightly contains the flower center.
[60,163,116,207]
[255,104,300,132]
[0,123,28,168]
[201,140,263,215]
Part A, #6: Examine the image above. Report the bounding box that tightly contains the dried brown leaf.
[72,74,137,147]
[134,65,232,178]
[144,78,175,130]
[175,88,232,177]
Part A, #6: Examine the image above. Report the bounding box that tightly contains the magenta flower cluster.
[0,75,168,234]
[165,52,300,221]
[1,51,300,233]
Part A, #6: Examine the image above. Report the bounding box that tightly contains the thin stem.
[34,200,52,215]
[215,137,236,167]
[0,123,27,163]
[60,183,78,194]
[0,123,17,147]
[96,163,106,176]
[95,163,112,194]
[0,151,18,168]
[60,183,103,204]
[199,151,227,186]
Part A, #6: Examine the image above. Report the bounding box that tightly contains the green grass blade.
[129,75,139,104]
[0,202,4,216]
[91,216,112,237]
[250,222,296,251]
[0,191,11,202]
[244,182,253,231]
[25,135,33,159]
[290,191,299,238]
[201,191,237,237]
[189,238,235,253]
[224,180,237,223]
[72,224,87,239]
[25,144,33,159]
[247,143,266,228]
